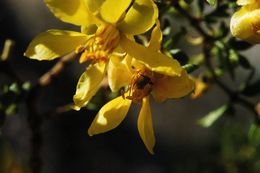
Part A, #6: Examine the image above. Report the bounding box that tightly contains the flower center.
[125,69,155,103]
[75,24,120,63]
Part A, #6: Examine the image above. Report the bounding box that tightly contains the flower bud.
[230,2,260,44]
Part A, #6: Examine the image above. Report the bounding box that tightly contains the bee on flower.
[87,22,194,154]
[24,0,182,110]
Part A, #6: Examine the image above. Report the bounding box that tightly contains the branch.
[172,1,259,122]
[26,52,77,173]
[172,2,211,39]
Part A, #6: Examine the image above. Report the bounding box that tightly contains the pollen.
[75,24,120,63]
[125,68,155,103]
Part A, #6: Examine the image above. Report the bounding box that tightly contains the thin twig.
[172,2,211,39]
[39,52,77,86]
[26,51,77,173]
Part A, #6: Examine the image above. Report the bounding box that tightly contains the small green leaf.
[5,104,17,116]
[229,49,239,64]
[228,38,252,50]
[22,82,31,91]
[207,0,217,6]
[182,64,199,73]
[198,104,228,127]
[248,123,260,146]
[9,83,19,94]
[238,54,252,69]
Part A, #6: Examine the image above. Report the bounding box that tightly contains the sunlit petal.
[100,0,132,24]
[153,70,194,102]
[118,0,158,35]
[24,30,87,60]
[237,0,256,5]
[84,0,105,13]
[107,55,132,92]
[138,97,155,154]
[120,35,182,76]
[73,62,106,110]
[230,3,260,44]
[148,20,162,51]
[88,96,132,136]
[44,0,94,25]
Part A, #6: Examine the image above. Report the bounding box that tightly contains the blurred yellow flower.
[87,22,194,154]
[230,1,260,44]
[237,0,256,5]
[24,0,184,109]
[191,78,209,99]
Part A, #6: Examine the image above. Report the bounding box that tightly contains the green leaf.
[182,64,199,73]
[22,82,31,91]
[9,83,20,94]
[228,38,252,51]
[206,0,217,6]
[238,54,252,69]
[248,123,260,146]
[5,104,17,116]
[198,104,228,127]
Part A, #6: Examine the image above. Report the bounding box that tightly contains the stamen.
[75,24,120,63]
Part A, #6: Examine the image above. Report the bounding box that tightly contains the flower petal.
[85,0,105,13]
[73,62,106,110]
[237,0,256,5]
[107,55,132,92]
[118,0,158,35]
[88,96,132,136]
[44,0,94,25]
[120,35,182,76]
[191,78,209,99]
[152,70,194,102]
[148,20,162,51]
[138,97,155,154]
[100,0,132,24]
[24,30,87,60]
[230,4,260,44]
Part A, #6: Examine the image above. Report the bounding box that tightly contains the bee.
[123,69,155,103]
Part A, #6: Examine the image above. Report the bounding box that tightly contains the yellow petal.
[88,96,132,136]
[120,35,182,76]
[230,4,260,44]
[81,24,98,35]
[107,55,132,92]
[152,70,194,102]
[138,97,155,154]
[24,30,87,60]
[44,0,94,25]
[148,20,162,51]
[85,0,105,13]
[100,0,132,24]
[191,78,209,99]
[118,0,158,35]
[237,0,256,5]
[73,62,106,110]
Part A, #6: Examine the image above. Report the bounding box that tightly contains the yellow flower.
[24,0,183,109]
[87,22,194,154]
[230,1,260,44]
[191,78,209,99]
[237,0,256,5]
